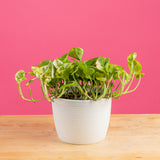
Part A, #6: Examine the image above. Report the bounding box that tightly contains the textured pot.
[52,98,112,144]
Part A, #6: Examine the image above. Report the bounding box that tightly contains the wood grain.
[0,114,160,160]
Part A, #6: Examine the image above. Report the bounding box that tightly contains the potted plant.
[15,48,144,144]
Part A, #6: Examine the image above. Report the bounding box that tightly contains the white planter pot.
[52,98,112,144]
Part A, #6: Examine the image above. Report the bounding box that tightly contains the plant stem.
[70,86,77,99]
[97,82,107,101]
[73,74,92,100]
[28,83,34,101]
[112,74,125,99]
[90,80,95,99]
[95,81,99,99]
[122,77,141,94]
[125,74,134,93]
[18,83,46,102]
[40,78,52,102]
[18,83,33,102]
[112,81,121,94]
[97,76,113,101]
[44,85,52,102]
[56,80,66,98]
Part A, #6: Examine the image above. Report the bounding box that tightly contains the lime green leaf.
[15,70,26,84]
[44,61,55,78]
[127,53,137,62]
[96,77,107,81]
[95,72,107,81]
[31,66,43,75]
[133,60,142,74]
[96,58,110,72]
[68,48,83,60]
[53,59,63,69]
[128,60,142,74]
[127,53,142,75]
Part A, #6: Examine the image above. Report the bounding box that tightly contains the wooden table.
[0,115,160,160]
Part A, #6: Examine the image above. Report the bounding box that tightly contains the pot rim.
[52,97,112,103]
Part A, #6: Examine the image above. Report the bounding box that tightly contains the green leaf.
[128,60,142,74]
[15,70,26,84]
[134,60,142,74]
[95,72,107,81]
[68,48,83,61]
[113,65,124,72]
[35,60,50,67]
[135,73,144,79]
[85,56,103,66]
[58,53,69,63]
[53,59,63,69]
[127,53,137,62]
[113,71,121,80]
[96,58,110,72]
[127,53,143,75]
[47,61,54,78]
[55,62,74,80]
[78,62,95,79]
[31,66,43,75]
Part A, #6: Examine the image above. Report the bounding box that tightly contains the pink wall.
[0,0,159,115]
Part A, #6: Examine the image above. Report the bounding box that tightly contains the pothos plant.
[15,48,144,102]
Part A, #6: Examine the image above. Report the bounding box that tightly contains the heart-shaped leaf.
[127,52,137,62]
[31,66,43,75]
[96,57,110,72]
[128,60,142,74]
[68,48,83,61]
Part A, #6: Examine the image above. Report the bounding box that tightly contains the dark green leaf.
[135,73,144,79]
[35,60,50,67]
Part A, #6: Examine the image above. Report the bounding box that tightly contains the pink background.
[0,0,159,115]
